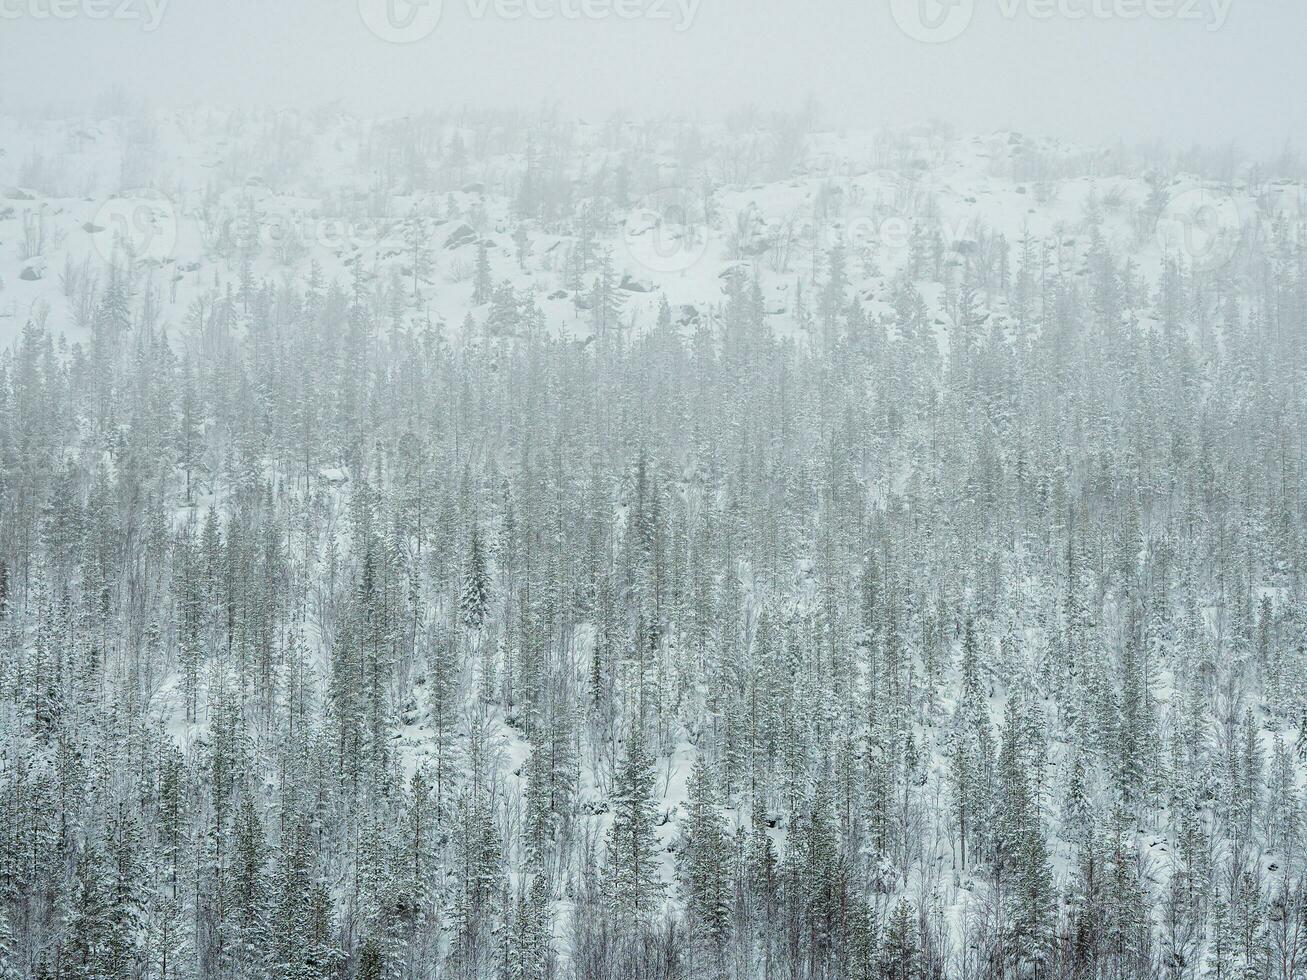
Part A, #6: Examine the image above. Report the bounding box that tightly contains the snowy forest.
[0,105,1306,980]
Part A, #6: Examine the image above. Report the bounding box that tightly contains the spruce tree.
[606,725,664,921]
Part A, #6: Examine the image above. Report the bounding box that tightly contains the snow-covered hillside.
[1,107,1306,980]
[4,109,1298,354]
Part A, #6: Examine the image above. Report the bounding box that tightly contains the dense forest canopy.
[0,108,1306,980]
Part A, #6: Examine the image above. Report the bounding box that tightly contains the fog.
[6,2,1307,980]
[2,0,1303,151]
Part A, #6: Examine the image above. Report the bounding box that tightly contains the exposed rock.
[318,467,349,484]
[444,223,477,249]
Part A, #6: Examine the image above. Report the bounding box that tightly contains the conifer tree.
[606,725,664,921]
[462,525,491,629]
[679,754,731,948]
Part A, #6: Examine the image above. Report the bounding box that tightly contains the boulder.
[443,223,477,249]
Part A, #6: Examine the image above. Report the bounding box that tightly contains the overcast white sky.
[1,0,1303,152]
